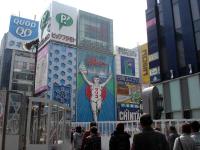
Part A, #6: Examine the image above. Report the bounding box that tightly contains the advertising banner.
[39,2,78,49]
[121,56,136,76]
[140,44,150,84]
[0,91,6,138]
[115,46,139,78]
[116,75,141,121]
[35,45,48,94]
[78,10,113,52]
[39,5,51,49]
[6,16,38,50]
[118,103,140,121]
[51,1,77,45]
[77,50,115,122]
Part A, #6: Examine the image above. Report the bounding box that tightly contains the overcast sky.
[0,0,147,48]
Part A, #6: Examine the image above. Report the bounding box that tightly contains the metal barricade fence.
[72,119,200,137]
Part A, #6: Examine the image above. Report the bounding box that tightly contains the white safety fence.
[71,119,200,150]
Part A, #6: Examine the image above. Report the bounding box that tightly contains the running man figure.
[80,67,112,122]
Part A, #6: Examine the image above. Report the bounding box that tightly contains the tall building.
[146,0,200,83]
[0,16,38,96]
[146,0,200,119]
[36,1,115,122]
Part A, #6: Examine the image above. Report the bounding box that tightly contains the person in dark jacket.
[81,122,97,150]
[131,114,169,150]
[168,126,179,150]
[109,123,131,150]
[84,126,101,150]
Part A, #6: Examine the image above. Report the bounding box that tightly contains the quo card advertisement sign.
[6,16,38,51]
[77,50,115,122]
[35,46,48,94]
[39,1,78,49]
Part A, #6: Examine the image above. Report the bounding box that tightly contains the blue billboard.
[77,49,116,122]
[6,16,39,50]
[121,56,135,76]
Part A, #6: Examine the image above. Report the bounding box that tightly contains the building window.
[190,0,200,21]
[29,63,35,71]
[177,39,186,67]
[173,2,182,29]
[22,62,27,70]
[195,32,200,51]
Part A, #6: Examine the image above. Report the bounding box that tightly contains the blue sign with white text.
[9,16,38,40]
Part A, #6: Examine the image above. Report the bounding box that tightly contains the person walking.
[84,126,101,150]
[191,121,200,150]
[173,123,195,150]
[109,123,131,150]
[73,126,83,150]
[131,113,169,150]
[168,126,179,150]
[81,122,97,150]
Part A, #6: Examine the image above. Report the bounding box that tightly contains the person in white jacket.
[173,123,195,150]
[191,121,200,150]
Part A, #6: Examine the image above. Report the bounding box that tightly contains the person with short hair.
[191,121,200,150]
[81,122,97,150]
[168,126,179,150]
[73,126,83,150]
[173,123,195,150]
[131,114,169,150]
[84,126,101,150]
[109,123,131,150]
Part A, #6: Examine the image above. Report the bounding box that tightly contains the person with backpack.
[109,123,131,150]
[73,126,83,150]
[173,123,195,150]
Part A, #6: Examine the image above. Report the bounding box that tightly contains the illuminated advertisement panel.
[116,75,141,121]
[39,1,78,49]
[78,10,113,52]
[140,44,150,84]
[6,16,38,51]
[115,46,139,78]
[77,49,115,122]
[35,46,48,94]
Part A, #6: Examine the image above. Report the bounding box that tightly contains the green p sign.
[56,13,73,30]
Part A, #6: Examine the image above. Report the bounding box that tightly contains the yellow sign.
[140,44,150,84]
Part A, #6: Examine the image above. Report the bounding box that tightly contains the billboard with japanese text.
[6,16,38,51]
[116,75,141,121]
[77,49,115,122]
[140,44,150,84]
[39,1,78,49]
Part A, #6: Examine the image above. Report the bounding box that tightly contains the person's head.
[90,122,97,128]
[182,123,191,134]
[76,126,82,133]
[94,77,100,84]
[140,114,153,128]
[116,123,124,132]
[190,121,200,133]
[90,126,98,135]
[169,126,177,133]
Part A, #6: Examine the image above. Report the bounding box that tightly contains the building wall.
[146,0,200,83]
[156,73,200,119]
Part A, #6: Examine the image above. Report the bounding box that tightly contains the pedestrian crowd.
[71,114,200,150]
